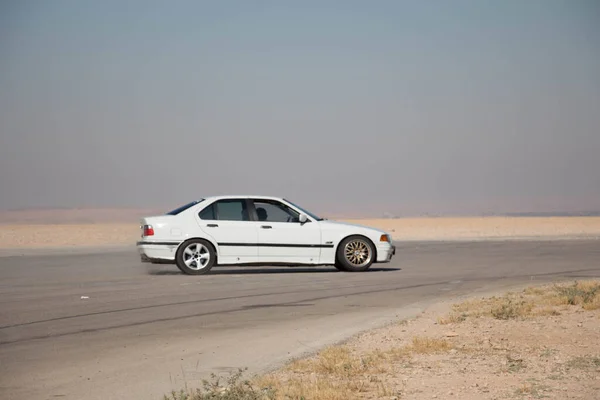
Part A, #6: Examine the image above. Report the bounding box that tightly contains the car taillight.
[142,225,154,236]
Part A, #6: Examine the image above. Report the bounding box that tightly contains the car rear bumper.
[137,241,178,264]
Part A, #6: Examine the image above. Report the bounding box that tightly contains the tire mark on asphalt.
[0,279,401,330]
[2,267,598,346]
[5,263,597,331]
[0,280,451,345]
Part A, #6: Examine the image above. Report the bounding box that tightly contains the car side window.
[198,204,216,220]
[253,200,300,223]
[217,200,249,221]
[198,200,249,221]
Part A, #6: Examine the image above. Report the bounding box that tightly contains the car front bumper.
[376,242,395,263]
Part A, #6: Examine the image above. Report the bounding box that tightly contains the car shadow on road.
[146,266,401,276]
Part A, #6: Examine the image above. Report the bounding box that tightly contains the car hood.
[317,219,389,235]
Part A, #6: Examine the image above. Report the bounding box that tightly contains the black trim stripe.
[137,241,181,246]
[137,241,334,249]
[219,242,334,248]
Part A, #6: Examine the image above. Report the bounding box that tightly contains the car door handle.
[261,225,272,229]
[207,224,218,227]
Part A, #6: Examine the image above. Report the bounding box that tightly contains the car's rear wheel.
[175,239,215,275]
[335,235,375,272]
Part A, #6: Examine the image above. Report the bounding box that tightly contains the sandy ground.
[0,223,139,249]
[0,208,162,224]
[358,217,600,241]
[1,217,600,249]
[242,280,600,400]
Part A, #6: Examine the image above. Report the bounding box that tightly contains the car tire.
[334,261,348,272]
[335,235,375,272]
[175,239,216,275]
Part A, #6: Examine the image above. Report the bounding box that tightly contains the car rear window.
[165,199,204,215]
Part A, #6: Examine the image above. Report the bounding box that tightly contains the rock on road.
[1,240,599,400]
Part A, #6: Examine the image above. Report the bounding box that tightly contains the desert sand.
[0,217,599,249]
[248,280,600,400]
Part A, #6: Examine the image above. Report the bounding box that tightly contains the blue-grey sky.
[1,0,599,216]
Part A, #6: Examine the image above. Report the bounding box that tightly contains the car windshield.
[283,199,324,221]
[165,199,204,215]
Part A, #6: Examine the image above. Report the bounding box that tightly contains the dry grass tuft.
[532,307,561,317]
[254,375,355,400]
[565,355,600,371]
[437,313,465,325]
[490,297,534,320]
[514,382,550,398]
[262,344,399,399]
[522,286,547,296]
[439,280,600,325]
[256,336,450,399]
[402,336,453,355]
[286,345,389,377]
[438,294,535,324]
[163,369,276,400]
[256,373,397,400]
[550,281,600,310]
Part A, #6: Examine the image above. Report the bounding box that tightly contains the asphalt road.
[1,240,599,400]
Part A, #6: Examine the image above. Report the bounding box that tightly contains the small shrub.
[514,382,549,398]
[437,313,467,325]
[533,307,561,317]
[506,355,526,373]
[164,368,276,400]
[553,281,600,310]
[566,355,600,371]
[490,297,534,320]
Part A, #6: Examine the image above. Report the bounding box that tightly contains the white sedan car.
[136,195,395,275]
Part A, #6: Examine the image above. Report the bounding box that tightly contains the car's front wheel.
[335,235,375,272]
[175,239,216,275]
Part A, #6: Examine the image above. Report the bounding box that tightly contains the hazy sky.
[1,0,599,215]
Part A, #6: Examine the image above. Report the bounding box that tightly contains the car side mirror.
[298,214,308,224]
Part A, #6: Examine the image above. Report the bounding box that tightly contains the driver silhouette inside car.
[256,207,268,221]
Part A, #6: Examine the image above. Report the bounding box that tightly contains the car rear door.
[250,199,323,264]
[195,199,259,264]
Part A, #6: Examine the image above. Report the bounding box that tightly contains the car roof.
[203,195,286,202]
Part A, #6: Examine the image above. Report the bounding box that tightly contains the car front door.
[195,199,259,264]
[250,199,322,264]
